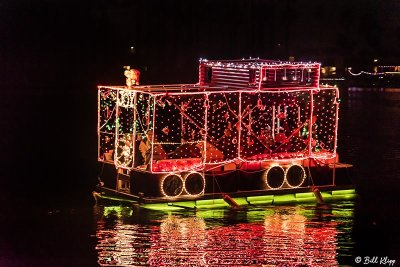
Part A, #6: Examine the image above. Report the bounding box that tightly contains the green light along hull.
[93,187,357,211]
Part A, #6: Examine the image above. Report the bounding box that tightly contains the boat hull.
[94,161,355,210]
[93,185,357,211]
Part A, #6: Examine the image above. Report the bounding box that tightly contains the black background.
[1,0,400,208]
[0,2,400,265]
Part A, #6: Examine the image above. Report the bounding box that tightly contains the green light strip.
[97,189,357,211]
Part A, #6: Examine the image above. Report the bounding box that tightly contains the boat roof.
[98,83,336,95]
[98,58,327,94]
[200,58,321,68]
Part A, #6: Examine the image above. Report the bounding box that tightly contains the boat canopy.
[98,59,338,173]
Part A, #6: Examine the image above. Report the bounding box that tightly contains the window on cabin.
[262,69,278,87]
[204,67,212,84]
[306,68,312,85]
[249,69,256,84]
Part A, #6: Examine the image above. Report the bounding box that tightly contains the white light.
[160,173,184,198]
[183,171,205,197]
[263,165,285,190]
[284,164,306,188]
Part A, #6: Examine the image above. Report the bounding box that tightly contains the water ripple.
[95,204,355,266]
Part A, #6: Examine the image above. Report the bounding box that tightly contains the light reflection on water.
[95,203,355,266]
[93,88,400,266]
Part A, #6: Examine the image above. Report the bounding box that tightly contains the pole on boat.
[223,194,239,208]
[307,158,324,204]
[312,187,325,204]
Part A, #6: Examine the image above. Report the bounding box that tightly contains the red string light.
[98,59,339,174]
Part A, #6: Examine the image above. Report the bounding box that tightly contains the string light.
[160,173,184,198]
[97,60,338,175]
[183,171,205,196]
[264,166,285,189]
[284,164,306,188]
[347,69,384,76]
[347,65,400,76]
[98,87,338,170]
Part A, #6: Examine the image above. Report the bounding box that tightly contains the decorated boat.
[94,58,356,210]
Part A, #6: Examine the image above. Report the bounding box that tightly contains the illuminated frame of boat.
[94,58,356,209]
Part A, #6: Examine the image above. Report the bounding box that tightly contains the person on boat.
[300,115,320,151]
[139,130,166,164]
[134,135,145,166]
[102,135,114,161]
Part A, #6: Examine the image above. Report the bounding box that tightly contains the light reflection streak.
[149,216,207,266]
[95,207,151,266]
[95,205,354,266]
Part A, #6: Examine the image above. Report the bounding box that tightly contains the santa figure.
[124,66,140,87]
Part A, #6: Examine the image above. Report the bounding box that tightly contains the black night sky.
[1,0,400,207]
[2,0,400,87]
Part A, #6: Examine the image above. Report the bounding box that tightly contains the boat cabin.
[199,59,320,89]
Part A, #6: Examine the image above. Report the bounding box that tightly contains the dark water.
[95,204,354,266]
[1,87,400,266]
